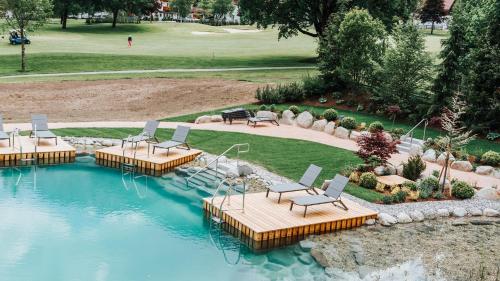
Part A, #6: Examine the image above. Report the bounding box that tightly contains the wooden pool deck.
[95,142,202,176]
[0,136,76,166]
[204,190,378,250]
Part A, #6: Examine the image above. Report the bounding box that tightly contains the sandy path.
[0,78,259,122]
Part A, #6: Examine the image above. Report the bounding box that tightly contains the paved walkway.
[4,121,498,188]
[0,66,316,79]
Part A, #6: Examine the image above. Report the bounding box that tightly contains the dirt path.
[0,78,259,122]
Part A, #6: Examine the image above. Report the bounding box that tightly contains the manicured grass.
[52,127,384,203]
[163,103,500,155]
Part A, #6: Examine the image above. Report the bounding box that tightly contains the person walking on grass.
[128,35,133,47]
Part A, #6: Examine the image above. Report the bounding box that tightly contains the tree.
[53,0,83,29]
[419,0,445,34]
[319,8,386,91]
[212,0,232,24]
[238,0,418,39]
[171,0,193,20]
[356,131,399,166]
[4,0,53,72]
[374,23,434,118]
[436,93,475,192]
[140,0,162,22]
[198,0,213,19]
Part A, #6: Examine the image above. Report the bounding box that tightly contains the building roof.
[444,0,455,13]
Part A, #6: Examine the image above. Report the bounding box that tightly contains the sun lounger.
[30,114,57,145]
[266,164,322,203]
[290,174,349,217]
[246,111,279,127]
[152,125,190,155]
[0,115,11,146]
[121,120,160,148]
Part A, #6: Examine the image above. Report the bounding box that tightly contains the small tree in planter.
[437,93,475,193]
[356,131,399,168]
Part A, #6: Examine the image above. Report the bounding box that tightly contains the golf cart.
[9,30,30,45]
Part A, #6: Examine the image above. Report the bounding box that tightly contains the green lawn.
[51,127,384,203]
[163,104,500,155]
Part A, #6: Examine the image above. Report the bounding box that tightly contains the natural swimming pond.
[0,157,324,281]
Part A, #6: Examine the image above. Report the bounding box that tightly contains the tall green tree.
[212,0,232,23]
[53,0,83,29]
[171,0,193,20]
[418,0,445,34]
[4,0,53,72]
[374,23,434,118]
[238,0,417,39]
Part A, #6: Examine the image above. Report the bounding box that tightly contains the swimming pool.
[0,157,324,281]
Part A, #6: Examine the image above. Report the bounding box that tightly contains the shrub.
[368,121,384,133]
[288,105,300,115]
[389,128,404,140]
[359,172,378,189]
[255,85,283,104]
[332,92,342,99]
[402,181,418,191]
[419,177,439,193]
[269,104,276,112]
[382,195,393,204]
[452,181,475,199]
[431,170,440,178]
[402,156,426,181]
[419,188,430,199]
[486,132,500,141]
[302,75,327,98]
[259,104,267,111]
[323,109,338,122]
[393,191,407,203]
[356,132,398,166]
[340,117,357,130]
[481,150,500,166]
[433,191,444,200]
[255,83,305,104]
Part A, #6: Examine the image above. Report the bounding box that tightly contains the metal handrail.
[402,119,428,146]
[186,143,249,186]
[210,178,246,219]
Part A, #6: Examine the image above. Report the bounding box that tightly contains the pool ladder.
[7,128,38,188]
[120,135,149,198]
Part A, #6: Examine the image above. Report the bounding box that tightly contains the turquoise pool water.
[0,157,324,281]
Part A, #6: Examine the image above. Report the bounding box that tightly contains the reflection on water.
[0,158,324,281]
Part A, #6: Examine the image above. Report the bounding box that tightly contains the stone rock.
[437,209,450,217]
[470,220,494,225]
[475,187,499,201]
[475,166,494,176]
[324,122,336,135]
[469,208,483,216]
[409,146,423,156]
[311,248,330,267]
[396,212,412,224]
[396,165,404,176]
[349,130,362,141]
[374,166,386,176]
[386,165,397,175]
[299,240,316,251]
[365,219,376,225]
[358,266,376,279]
[452,207,467,217]
[267,250,295,266]
[437,153,455,166]
[280,110,295,125]
[423,210,437,220]
[483,208,499,217]
[312,119,328,131]
[237,164,253,176]
[296,111,314,128]
[422,149,437,162]
[383,132,393,142]
[298,255,314,265]
[378,213,397,226]
[494,170,500,179]
[210,115,223,122]
[409,210,425,222]
[102,140,113,147]
[334,126,350,139]
[256,111,277,120]
[452,220,468,226]
[451,160,473,172]
[195,115,212,124]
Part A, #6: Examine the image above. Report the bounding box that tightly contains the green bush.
[332,92,342,99]
[302,75,327,98]
[359,172,378,189]
[323,109,338,122]
[402,181,418,191]
[419,188,430,199]
[340,117,357,130]
[259,104,268,111]
[255,82,305,104]
[288,105,300,115]
[433,191,444,200]
[481,150,500,166]
[382,195,393,204]
[269,104,276,112]
[356,104,364,111]
[452,181,475,199]
[418,177,439,193]
[393,191,408,203]
[255,85,283,104]
[368,121,384,133]
[402,156,426,181]
[431,170,440,178]
[389,128,405,139]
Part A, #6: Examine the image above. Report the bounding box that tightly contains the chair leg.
[56,137,58,146]
[152,146,156,154]
[121,140,124,148]
[303,206,308,217]
[266,189,270,198]
[167,148,169,156]
[278,193,282,203]
[338,199,349,211]
[289,202,294,211]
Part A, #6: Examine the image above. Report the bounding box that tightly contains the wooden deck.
[204,190,378,250]
[0,136,76,167]
[95,142,202,176]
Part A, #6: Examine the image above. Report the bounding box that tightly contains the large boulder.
[237,164,254,176]
[312,119,328,131]
[210,115,223,122]
[349,130,362,141]
[334,126,350,139]
[437,153,455,166]
[383,132,393,143]
[324,122,336,135]
[280,110,295,125]
[256,111,277,120]
[450,160,473,172]
[475,166,494,176]
[452,207,467,217]
[296,111,314,128]
[195,115,212,124]
[378,213,397,226]
[409,146,423,156]
[396,212,412,224]
[483,208,499,217]
[409,210,425,222]
[422,149,437,162]
[374,166,386,176]
[475,187,499,201]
